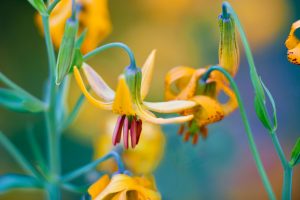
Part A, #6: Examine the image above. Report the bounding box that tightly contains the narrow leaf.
[290,138,300,166]
[0,174,41,194]
[0,89,45,113]
[27,0,48,16]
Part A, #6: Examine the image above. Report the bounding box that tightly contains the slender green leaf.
[290,138,300,166]
[0,89,45,113]
[0,174,42,194]
[27,0,48,16]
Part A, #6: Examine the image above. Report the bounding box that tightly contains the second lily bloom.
[165,10,239,144]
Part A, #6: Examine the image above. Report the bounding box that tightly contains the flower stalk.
[202,66,276,200]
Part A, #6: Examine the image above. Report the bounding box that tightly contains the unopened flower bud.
[56,18,78,85]
[218,6,239,77]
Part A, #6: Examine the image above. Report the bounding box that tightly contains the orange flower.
[36,0,111,53]
[165,66,237,144]
[285,20,300,65]
[88,174,161,200]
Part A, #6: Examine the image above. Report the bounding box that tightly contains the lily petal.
[82,63,115,101]
[144,100,196,113]
[285,20,300,50]
[112,75,135,115]
[135,102,193,124]
[74,66,112,110]
[165,66,196,100]
[215,80,238,115]
[88,174,110,199]
[191,95,224,127]
[141,50,156,100]
[287,44,300,65]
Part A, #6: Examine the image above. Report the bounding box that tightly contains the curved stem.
[203,66,276,200]
[61,151,125,182]
[83,42,136,68]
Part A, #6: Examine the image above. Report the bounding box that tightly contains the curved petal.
[144,100,196,113]
[191,95,224,127]
[141,50,156,100]
[94,174,161,200]
[215,81,238,115]
[88,175,110,199]
[165,66,196,100]
[287,44,300,65]
[82,63,115,101]
[285,20,300,50]
[135,102,193,124]
[73,66,112,110]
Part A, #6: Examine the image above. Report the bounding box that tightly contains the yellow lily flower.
[165,66,238,144]
[94,115,165,175]
[88,174,161,200]
[285,20,300,65]
[36,0,111,53]
[74,50,195,148]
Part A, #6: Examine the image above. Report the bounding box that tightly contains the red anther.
[112,115,125,145]
[123,117,130,149]
[200,126,208,139]
[192,134,199,145]
[183,131,190,142]
[178,124,185,135]
[130,118,137,148]
[136,119,142,144]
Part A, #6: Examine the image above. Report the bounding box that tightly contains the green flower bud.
[56,19,78,85]
[218,8,239,77]
[124,65,142,103]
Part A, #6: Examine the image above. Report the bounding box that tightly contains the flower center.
[112,115,142,149]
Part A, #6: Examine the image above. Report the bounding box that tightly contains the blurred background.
[1,0,300,199]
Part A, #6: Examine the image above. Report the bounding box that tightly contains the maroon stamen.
[136,119,142,145]
[112,115,125,145]
[183,131,191,142]
[192,134,199,145]
[123,117,130,149]
[130,117,137,148]
[178,124,185,135]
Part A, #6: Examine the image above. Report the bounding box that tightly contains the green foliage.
[253,78,277,132]
[56,19,78,85]
[27,0,48,16]
[290,138,300,166]
[0,88,45,113]
[0,174,42,194]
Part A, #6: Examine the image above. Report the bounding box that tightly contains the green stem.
[282,166,293,200]
[61,151,124,182]
[271,133,293,200]
[83,42,136,67]
[60,90,86,131]
[203,66,276,200]
[42,15,61,200]
[0,132,43,181]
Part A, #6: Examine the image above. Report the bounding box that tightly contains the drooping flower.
[164,9,239,144]
[285,20,300,65]
[88,174,161,200]
[36,0,111,53]
[94,115,165,175]
[74,50,195,148]
[165,66,237,144]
